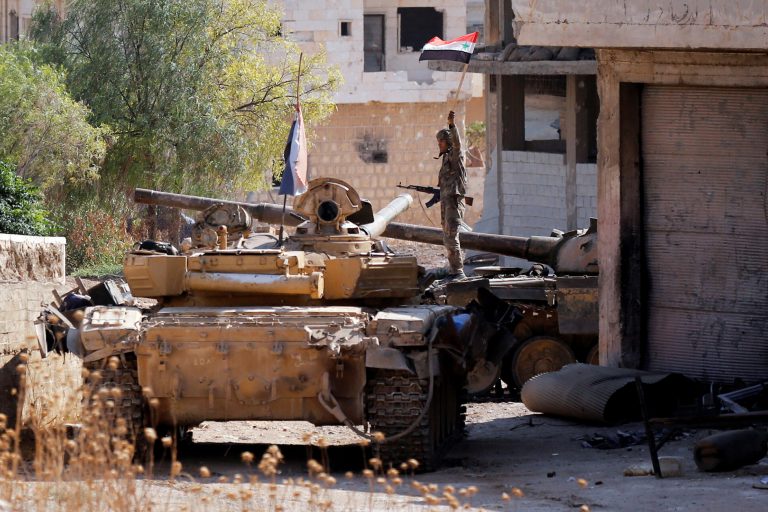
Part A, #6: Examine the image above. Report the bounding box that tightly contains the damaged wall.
[510,0,768,50]
[0,234,81,427]
[596,50,768,379]
[312,101,486,226]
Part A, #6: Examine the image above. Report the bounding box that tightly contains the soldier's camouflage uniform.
[438,123,467,275]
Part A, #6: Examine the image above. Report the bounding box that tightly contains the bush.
[53,199,132,273]
[0,160,51,236]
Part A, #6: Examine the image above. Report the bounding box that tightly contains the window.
[363,15,384,72]
[339,21,351,37]
[397,7,443,52]
[9,10,19,41]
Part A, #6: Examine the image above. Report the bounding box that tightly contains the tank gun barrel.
[380,223,561,266]
[133,188,307,226]
[360,194,413,238]
[133,188,596,273]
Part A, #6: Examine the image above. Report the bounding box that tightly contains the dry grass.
[3,355,591,512]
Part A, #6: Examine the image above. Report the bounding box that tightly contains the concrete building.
[275,0,485,225]
[430,2,599,268]
[511,1,768,382]
[1,0,63,42]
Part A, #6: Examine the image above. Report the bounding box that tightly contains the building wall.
[510,0,768,50]
[1,0,64,43]
[296,101,485,226]
[475,150,596,263]
[280,0,480,105]
[0,234,81,427]
[266,1,486,228]
[596,50,768,368]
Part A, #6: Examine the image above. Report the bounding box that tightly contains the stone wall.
[0,234,81,427]
[474,150,597,266]
[252,101,486,227]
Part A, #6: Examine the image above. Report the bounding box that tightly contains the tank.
[42,178,514,471]
[132,186,598,394]
[420,221,598,394]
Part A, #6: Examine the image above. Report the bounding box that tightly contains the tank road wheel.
[586,344,600,365]
[366,369,465,472]
[509,336,577,388]
[84,355,146,456]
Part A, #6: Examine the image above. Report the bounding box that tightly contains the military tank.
[132,186,598,395]
[42,178,518,471]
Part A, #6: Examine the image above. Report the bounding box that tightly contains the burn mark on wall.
[356,133,388,163]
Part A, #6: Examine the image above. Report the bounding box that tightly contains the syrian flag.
[279,106,308,196]
[419,32,479,64]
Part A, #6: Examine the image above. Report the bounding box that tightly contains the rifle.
[396,184,474,208]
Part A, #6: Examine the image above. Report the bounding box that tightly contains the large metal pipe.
[360,194,413,238]
[380,222,560,265]
[185,272,324,299]
[134,188,307,226]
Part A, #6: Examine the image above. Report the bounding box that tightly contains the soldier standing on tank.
[435,110,467,279]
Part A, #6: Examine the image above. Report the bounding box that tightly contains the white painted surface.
[474,151,597,267]
[278,0,482,104]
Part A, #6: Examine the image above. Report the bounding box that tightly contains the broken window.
[364,15,385,72]
[339,21,351,37]
[397,7,443,52]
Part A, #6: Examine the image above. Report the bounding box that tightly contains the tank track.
[366,369,466,472]
[84,355,145,445]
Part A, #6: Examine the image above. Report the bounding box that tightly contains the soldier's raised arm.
[447,110,461,157]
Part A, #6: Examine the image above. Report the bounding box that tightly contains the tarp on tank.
[521,363,698,424]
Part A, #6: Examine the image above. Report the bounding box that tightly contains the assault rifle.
[396,184,474,208]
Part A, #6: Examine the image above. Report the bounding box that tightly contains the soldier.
[436,110,467,279]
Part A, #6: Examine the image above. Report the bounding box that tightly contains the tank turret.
[125,177,419,305]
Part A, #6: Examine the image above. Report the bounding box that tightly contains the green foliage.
[52,199,133,273]
[466,121,486,152]
[0,44,108,195]
[32,0,340,198]
[0,160,52,236]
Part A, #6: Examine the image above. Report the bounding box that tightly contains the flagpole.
[278,52,303,247]
[450,62,469,112]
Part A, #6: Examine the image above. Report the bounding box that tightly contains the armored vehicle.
[429,221,598,393]
[131,187,598,395]
[43,178,515,471]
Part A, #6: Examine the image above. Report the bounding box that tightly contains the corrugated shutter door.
[641,85,768,382]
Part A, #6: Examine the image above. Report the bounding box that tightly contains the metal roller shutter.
[641,85,768,382]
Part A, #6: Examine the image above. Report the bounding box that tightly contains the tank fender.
[408,350,441,380]
[365,346,414,373]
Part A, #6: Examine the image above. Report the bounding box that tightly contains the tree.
[0,160,51,236]
[0,44,107,195]
[32,0,340,197]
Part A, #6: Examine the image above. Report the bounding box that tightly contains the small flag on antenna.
[279,106,308,196]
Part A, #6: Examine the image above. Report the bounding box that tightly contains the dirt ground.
[132,401,768,511]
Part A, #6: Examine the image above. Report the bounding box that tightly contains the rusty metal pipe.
[185,272,324,299]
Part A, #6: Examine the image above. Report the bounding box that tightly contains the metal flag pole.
[278,52,303,246]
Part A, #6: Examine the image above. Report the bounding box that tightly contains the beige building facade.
[512,1,768,382]
[275,0,485,225]
[1,0,63,42]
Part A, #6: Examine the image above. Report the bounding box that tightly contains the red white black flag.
[419,32,479,64]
